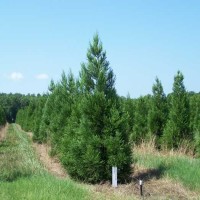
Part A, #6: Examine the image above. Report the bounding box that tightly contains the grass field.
[133,140,200,199]
[1,124,200,200]
[0,124,92,200]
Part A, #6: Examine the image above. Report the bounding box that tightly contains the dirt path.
[32,141,67,178]
[16,126,67,179]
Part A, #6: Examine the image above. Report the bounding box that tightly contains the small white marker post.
[112,166,117,187]
[139,179,143,196]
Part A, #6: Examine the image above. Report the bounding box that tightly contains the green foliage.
[131,96,150,143]
[0,124,43,181]
[190,94,200,155]
[13,34,200,186]
[162,71,190,149]
[135,146,200,191]
[0,105,6,126]
[61,34,132,183]
[121,95,136,137]
[37,71,78,152]
[147,78,167,146]
[32,96,48,142]
[0,124,91,200]
[0,93,30,123]
[0,175,91,200]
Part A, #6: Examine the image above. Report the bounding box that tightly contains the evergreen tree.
[190,94,200,155]
[32,95,47,142]
[148,78,167,146]
[121,95,136,139]
[162,71,190,148]
[62,34,132,183]
[51,71,77,154]
[131,95,150,143]
[0,105,6,126]
[189,94,200,135]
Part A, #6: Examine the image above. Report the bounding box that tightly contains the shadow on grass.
[132,163,168,182]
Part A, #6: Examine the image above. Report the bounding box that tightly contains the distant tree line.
[5,34,200,183]
[0,93,37,126]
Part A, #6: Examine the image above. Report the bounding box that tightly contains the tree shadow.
[132,163,167,182]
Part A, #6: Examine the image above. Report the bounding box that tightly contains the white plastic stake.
[112,166,117,187]
[139,179,143,196]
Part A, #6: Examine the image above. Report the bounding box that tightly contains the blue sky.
[0,0,199,97]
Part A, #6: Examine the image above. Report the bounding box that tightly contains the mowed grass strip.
[0,175,91,200]
[0,124,43,181]
[0,124,92,200]
[134,142,200,192]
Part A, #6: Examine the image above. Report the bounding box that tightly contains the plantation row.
[17,34,132,183]
[1,34,200,184]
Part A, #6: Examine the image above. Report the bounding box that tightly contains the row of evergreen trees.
[122,72,200,153]
[17,34,132,183]
[16,34,200,183]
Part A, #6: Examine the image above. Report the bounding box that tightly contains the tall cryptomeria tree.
[80,34,116,99]
[148,77,167,146]
[63,34,132,183]
[162,71,190,148]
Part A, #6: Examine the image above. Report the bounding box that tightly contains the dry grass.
[32,142,68,178]
[131,138,200,199]
[0,124,8,142]
[134,137,195,158]
[15,124,67,179]
[132,166,200,200]
[10,126,200,200]
[88,167,200,200]
[86,138,200,199]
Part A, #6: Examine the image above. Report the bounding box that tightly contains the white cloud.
[36,73,49,80]
[9,72,24,80]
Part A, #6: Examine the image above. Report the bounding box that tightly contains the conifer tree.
[32,95,47,142]
[190,94,200,155]
[0,105,6,126]
[189,94,200,135]
[148,78,167,146]
[131,96,150,143]
[38,80,56,142]
[162,71,190,148]
[62,34,132,183]
[38,72,77,150]
[121,95,136,138]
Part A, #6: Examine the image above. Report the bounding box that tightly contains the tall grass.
[0,124,43,181]
[0,175,91,200]
[0,124,92,200]
[134,139,200,191]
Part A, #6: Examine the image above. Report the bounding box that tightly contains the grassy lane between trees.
[0,124,94,200]
[1,124,200,199]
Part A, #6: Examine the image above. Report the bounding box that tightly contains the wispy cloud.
[8,72,24,80]
[35,73,49,80]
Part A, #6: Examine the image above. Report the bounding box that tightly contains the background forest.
[1,35,200,183]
